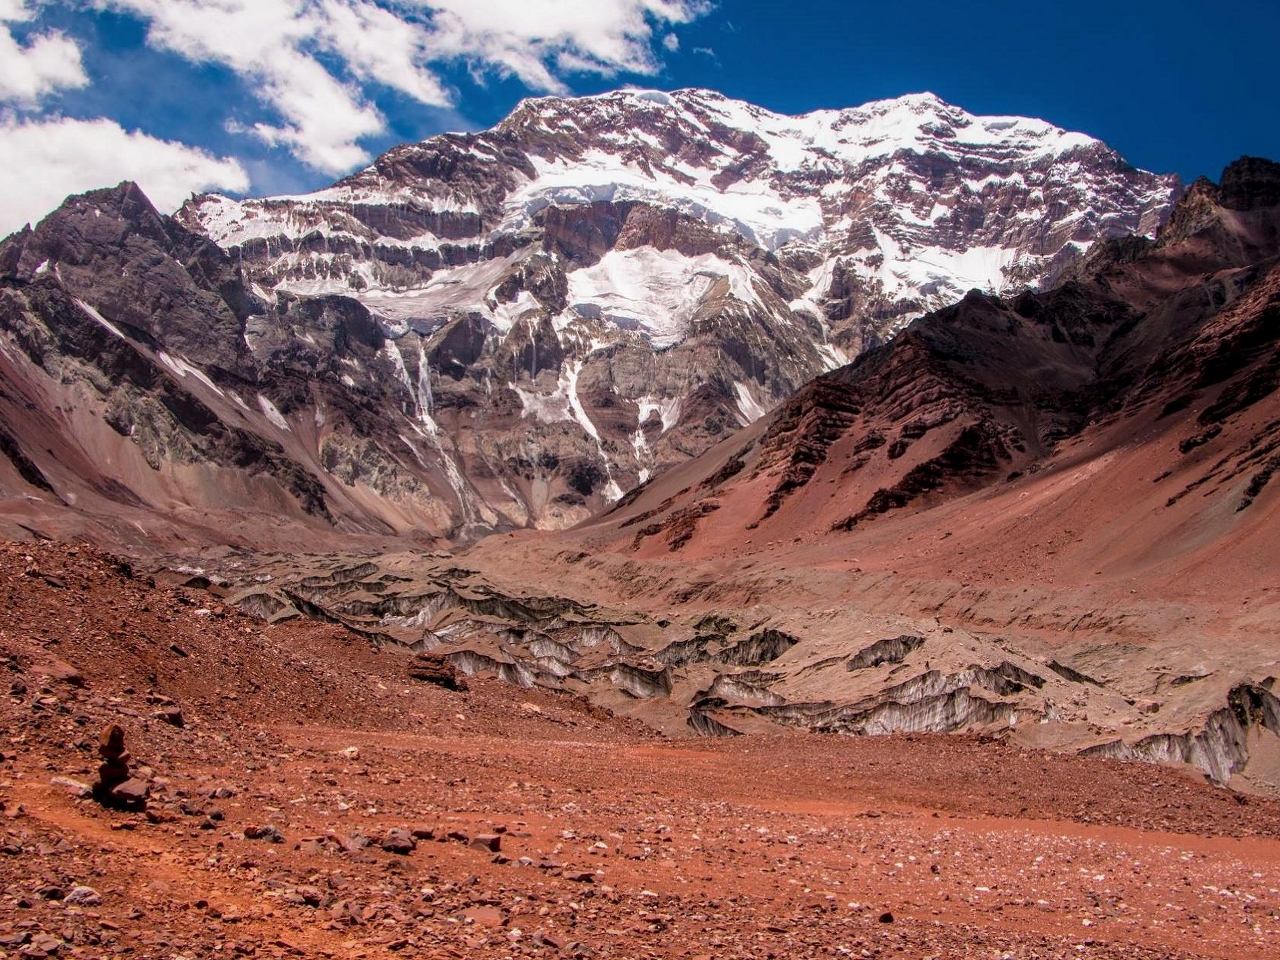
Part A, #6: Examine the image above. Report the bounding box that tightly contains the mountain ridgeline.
[0,88,1179,549]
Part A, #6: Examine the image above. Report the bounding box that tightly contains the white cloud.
[96,0,707,174]
[0,0,705,228]
[422,0,705,90]
[96,0,401,174]
[0,115,249,236]
[318,1,452,107]
[0,0,87,105]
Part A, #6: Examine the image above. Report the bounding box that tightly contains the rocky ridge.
[0,90,1174,544]
[0,88,1181,547]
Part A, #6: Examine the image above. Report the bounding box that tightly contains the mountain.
[253,157,1279,789]
[589,157,1280,561]
[0,89,1174,548]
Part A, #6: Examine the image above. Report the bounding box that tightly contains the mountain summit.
[1,89,1175,546]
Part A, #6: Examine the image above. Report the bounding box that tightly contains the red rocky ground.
[2,540,1279,959]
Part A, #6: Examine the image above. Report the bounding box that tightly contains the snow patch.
[631,395,683,485]
[383,339,412,390]
[257,395,291,431]
[357,253,524,326]
[513,150,824,252]
[193,189,479,251]
[156,351,224,396]
[817,343,849,372]
[514,383,573,426]
[566,248,757,349]
[637,396,682,434]
[490,289,541,335]
[733,382,769,425]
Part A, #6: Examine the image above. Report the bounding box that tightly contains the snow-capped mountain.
[180,89,1174,524]
[0,90,1177,546]
[191,89,1173,319]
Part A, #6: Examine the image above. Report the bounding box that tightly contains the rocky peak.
[1157,158,1280,261]
[2,183,256,377]
[3,182,165,274]
[1218,156,1280,210]
[1157,177,1220,245]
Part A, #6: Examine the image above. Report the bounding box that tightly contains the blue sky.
[1,1,1276,234]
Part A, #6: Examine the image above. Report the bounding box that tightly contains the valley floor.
[2,541,1280,959]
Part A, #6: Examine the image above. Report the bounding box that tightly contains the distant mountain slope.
[583,157,1279,565]
[182,89,1174,517]
[0,89,1175,546]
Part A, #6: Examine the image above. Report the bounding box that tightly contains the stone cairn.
[94,724,148,810]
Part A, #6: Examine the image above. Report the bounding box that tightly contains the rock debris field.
[1,542,1278,959]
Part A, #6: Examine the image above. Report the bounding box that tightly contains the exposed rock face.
[217,533,1280,789]
[407,652,468,691]
[0,90,1174,546]
[0,185,507,547]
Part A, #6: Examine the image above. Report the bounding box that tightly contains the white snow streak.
[257,395,291,431]
[74,298,127,341]
[563,359,599,443]
[156,351,224,396]
[733,381,768,425]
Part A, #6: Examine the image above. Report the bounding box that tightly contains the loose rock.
[63,885,103,906]
[380,828,416,855]
[245,824,285,843]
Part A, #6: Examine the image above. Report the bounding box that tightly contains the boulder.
[50,776,92,799]
[245,824,285,843]
[63,886,103,906]
[34,658,84,688]
[153,706,185,727]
